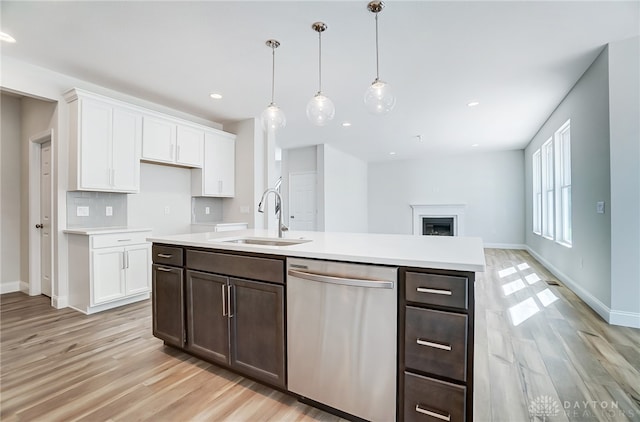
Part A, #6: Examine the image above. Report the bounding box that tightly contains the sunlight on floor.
[502,279,526,296]
[499,267,517,278]
[503,262,559,326]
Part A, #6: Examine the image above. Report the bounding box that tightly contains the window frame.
[554,120,572,247]
[541,138,554,240]
[532,149,542,235]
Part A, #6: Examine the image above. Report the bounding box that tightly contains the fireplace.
[422,217,454,236]
[411,204,466,236]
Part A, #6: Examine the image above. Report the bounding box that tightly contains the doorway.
[288,172,317,231]
[28,130,54,299]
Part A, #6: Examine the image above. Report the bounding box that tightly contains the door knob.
[35,224,43,229]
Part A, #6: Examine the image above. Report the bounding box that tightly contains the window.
[555,120,571,246]
[532,150,542,235]
[541,138,554,239]
[531,120,572,247]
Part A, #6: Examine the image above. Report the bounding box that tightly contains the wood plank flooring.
[1,249,639,421]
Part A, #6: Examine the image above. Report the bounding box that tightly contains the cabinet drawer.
[406,272,468,310]
[404,372,466,422]
[153,245,184,267]
[405,306,468,381]
[186,250,284,284]
[91,231,150,249]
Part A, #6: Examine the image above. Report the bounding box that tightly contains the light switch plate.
[596,201,605,214]
[205,206,210,215]
[164,206,171,215]
[106,206,113,216]
[76,206,90,217]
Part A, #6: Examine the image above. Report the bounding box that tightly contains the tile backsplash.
[67,191,127,228]
[192,197,224,223]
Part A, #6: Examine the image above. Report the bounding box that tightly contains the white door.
[80,99,112,189]
[289,172,317,231]
[205,133,235,196]
[92,247,126,304]
[40,142,52,297]
[141,116,176,163]
[176,125,204,167]
[124,244,151,295]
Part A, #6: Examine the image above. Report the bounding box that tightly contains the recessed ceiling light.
[342,122,352,127]
[0,32,16,43]
[471,143,479,147]
[389,151,396,155]
[209,93,223,100]
[467,101,480,107]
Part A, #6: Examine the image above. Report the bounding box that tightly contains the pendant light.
[306,22,335,126]
[364,1,395,114]
[261,39,286,132]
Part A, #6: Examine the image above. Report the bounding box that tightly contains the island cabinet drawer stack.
[400,270,475,422]
[152,245,185,348]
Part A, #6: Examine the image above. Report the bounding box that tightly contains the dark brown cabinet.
[400,268,475,422]
[152,244,286,390]
[152,264,185,348]
[185,271,286,388]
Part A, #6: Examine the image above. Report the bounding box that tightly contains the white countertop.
[64,227,152,235]
[148,229,486,272]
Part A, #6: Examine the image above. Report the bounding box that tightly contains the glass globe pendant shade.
[364,79,396,114]
[306,92,335,126]
[261,103,286,131]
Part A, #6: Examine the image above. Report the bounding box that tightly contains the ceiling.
[1,1,638,162]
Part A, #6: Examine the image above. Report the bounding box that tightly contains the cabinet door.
[230,278,285,388]
[152,265,185,347]
[111,107,141,192]
[142,116,176,163]
[176,125,204,167]
[92,247,126,304]
[186,270,230,365]
[204,133,235,196]
[125,243,151,295]
[79,99,112,190]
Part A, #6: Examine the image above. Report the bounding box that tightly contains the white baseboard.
[52,295,68,309]
[609,310,640,329]
[0,281,22,294]
[484,243,527,250]
[20,281,29,293]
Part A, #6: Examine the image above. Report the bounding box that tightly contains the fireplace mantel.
[411,204,466,236]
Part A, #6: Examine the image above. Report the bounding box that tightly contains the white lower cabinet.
[67,229,152,314]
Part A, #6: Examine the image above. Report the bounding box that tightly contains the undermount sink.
[213,237,312,247]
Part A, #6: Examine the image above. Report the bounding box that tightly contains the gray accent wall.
[525,40,640,327]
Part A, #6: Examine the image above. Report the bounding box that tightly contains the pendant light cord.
[375,12,380,81]
[318,30,322,94]
[271,45,276,104]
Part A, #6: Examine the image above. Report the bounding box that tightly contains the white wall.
[222,119,263,229]
[127,163,192,236]
[1,94,23,292]
[524,49,613,318]
[608,36,640,325]
[368,150,525,246]
[320,145,368,233]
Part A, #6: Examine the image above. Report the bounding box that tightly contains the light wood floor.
[1,249,639,421]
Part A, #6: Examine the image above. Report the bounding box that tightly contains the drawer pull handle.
[222,285,227,317]
[416,287,452,296]
[415,404,451,421]
[417,338,452,351]
[156,267,172,272]
[157,253,173,258]
[117,239,132,242]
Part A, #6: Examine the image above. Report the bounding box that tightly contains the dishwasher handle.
[288,269,394,289]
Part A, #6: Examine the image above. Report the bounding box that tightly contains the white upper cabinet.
[192,131,236,197]
[66,89,141,193]
[142,116,204,168]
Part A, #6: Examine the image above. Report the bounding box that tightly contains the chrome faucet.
[258,188,288,238]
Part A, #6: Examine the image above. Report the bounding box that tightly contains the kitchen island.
[148,229,485,422]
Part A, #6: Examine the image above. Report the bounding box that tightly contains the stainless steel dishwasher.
[287,257,398,422]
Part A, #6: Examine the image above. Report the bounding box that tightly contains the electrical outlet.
[105,206,113,216]
[164,206,171,215]
[596,201,605,214]
[205,206,210,215]
[76,206,89,217]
